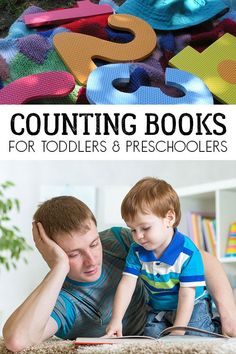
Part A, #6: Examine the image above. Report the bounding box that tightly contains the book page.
[75,335,158,346]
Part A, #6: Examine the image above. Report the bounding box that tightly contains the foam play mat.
[0,0,236,104]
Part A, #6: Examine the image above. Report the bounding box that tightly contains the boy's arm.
[106,275,138,336]
[3,223,70,352]
[201,250,236,337]
[171,287,196,335]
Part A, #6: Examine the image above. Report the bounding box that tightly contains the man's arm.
[3,223,70,352]
[201,250,236,336]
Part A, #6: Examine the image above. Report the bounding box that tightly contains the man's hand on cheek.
[32,221,70,273]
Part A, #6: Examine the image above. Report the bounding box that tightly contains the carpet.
[1,337,236,354]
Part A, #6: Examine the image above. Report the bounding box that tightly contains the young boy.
[106,177,217,337]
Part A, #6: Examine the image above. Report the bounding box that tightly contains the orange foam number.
[0,71,75,104]
[24,0,113,28]
[169,33,236,104]
[53,14,157,85]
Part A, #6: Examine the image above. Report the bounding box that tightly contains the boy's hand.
[32,221,69,272]
[106,319,123,337]
[168,330,185,336]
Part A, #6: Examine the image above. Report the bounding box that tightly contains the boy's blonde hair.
[33,196,97,239]
[121,177,181,227]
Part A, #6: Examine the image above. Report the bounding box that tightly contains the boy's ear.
[165,210,176,227]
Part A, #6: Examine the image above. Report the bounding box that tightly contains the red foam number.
[0,71,75,104]
[24,0,113,28]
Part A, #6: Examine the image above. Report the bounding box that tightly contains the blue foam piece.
[86,63,214,104]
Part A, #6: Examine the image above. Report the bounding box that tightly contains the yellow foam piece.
[169,33,236,104]
[54,14,157,85]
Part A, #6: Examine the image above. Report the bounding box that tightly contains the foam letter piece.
[0,71,75,104]
[54,14,157,85]
[24,0,113,28]
[86,63,213,104]
[169,33,236,104]
[77,0,117,11]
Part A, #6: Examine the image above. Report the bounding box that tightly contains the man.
[3,196,236,352]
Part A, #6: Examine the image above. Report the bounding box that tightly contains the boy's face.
[54,221,103,283]
[126,212,174,257]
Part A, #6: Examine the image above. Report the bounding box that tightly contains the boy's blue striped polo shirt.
[123,229,206,311]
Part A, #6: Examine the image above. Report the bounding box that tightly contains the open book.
[74,326,229,346]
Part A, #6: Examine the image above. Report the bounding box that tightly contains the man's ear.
[165,210,176,227]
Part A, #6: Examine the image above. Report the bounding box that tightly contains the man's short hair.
[121,177,181,227]
[33,196,97,239]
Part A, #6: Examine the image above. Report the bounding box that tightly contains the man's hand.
[105,319,123,337]
[32,222,69,272]
[4,223,69,352]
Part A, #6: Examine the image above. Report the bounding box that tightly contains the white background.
[1,104,235,160]
[0,104,236,333]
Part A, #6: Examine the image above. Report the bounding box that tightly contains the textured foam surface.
[169,33,236,104]
[86,63,213,104]
[24,0,113,27]
[0,71,75,104]
[53,14,157,85]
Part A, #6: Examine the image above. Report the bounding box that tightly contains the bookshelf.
[176,179,236,274]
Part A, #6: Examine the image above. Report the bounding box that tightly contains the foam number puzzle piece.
[169,33,236,104]
[54,14,157,85]
[24,0,113,28]
[86,63,213,104]
[77,0,117,11]
[0,71,75,104]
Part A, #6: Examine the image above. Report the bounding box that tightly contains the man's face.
[54,221,103,282]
